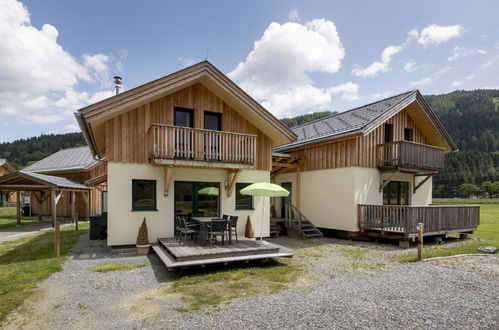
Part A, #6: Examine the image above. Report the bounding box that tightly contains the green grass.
[91,263,145,273]
[0,207,39,229]
[0,222,88,324]
[433,198,499,205]
[164,260,301,312]
[396,200,499,261]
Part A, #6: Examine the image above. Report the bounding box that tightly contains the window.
[235,183,253,210]
[383,181,409,205]
[384,124,393,143]
[132,180,157,211]
[404,128,413,141]
[174,107,193,128]
[204,111,221,131]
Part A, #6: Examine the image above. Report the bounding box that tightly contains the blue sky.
[0,0,498,142]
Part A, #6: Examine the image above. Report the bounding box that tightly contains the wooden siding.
[104,83,273,171]
[293,108,432,171]
[30,162,106,218]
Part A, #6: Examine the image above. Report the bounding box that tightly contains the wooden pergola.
[0,171,91,228]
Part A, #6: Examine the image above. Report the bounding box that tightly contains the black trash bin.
[89,214,102,240]
[22,205,30,216]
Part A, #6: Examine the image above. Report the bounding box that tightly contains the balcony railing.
[377,141,445,170]
[358,204,480,237]
[149,124,257,165]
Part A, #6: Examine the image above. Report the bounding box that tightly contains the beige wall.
[107,162,270,246]
[274,167,433,233]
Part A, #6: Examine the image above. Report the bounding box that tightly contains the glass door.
[280,182,292,218]
[174,181,220,226]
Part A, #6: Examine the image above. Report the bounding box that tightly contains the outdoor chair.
[176,215,197,245]
[222,214,229,220]
[229,215,239,243]
[207,218,228,246]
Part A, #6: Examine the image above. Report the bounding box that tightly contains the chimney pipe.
[114,76,122,95]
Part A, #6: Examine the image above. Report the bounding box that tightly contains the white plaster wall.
[107,162,270,246]
[274,167,433,233]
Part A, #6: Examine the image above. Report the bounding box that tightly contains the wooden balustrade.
[377,141,445,170]
[148,124,257,165]
[358,204,480,237]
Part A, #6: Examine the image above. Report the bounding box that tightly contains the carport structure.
[0,171,90,228]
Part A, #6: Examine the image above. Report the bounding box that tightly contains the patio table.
[191,217,231,245]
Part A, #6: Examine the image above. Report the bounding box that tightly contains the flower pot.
[136,244,151,255]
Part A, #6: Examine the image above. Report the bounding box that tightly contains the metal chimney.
[114,76,122,95]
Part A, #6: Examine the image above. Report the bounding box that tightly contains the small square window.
[235,183,253,210]
[132,179,157,211]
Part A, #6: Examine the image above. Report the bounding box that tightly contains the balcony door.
[204,112,222,161]
[174,181,220,229]
[383,181,409,205]
[174,107,194,158]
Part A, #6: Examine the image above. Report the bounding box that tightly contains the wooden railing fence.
[149,124,257,165]
[377,141,445,170]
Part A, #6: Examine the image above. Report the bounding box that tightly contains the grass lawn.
[91,263,145,273]
[0,207,39,229]
[0,222,88,324]
[165,260,301,312]
[397,199,499,261]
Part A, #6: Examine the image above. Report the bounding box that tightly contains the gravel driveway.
[5,234,499,329]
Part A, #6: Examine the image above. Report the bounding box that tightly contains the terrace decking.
[152,237,293,269]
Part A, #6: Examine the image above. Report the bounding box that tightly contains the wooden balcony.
[148,124,257,168]
[377,141,444,171]
[358,204,480,238]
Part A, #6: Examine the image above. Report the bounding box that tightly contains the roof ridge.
[290,90,417,130]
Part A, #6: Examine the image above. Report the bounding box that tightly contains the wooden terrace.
[358,204,480,239]
[152,237,293,269]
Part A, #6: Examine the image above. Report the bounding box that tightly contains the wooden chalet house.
[0,159,17,207]
[76,61,295,246]
[272,90,480,245]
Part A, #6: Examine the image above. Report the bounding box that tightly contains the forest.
[0,89,498,197]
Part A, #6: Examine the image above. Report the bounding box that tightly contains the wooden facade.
[289,106,437,172]
[104,83,273,170]
[30,162,106,218]
[0,161,17,205]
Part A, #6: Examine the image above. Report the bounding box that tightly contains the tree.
[482,181,499,198]
[459,183,480,198]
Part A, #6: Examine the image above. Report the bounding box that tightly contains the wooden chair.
[229,215,239,244]
[207,218,228,246]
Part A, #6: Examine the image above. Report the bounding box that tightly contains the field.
[0,207,38,229]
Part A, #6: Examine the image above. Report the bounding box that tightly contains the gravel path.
[5,234,499,329]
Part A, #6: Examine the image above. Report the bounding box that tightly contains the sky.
[0,0,498,143]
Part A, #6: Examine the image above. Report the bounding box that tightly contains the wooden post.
[417,222,424,260]
[51,189,56,228]
[54,221,61,257]
[16,191,21,225]
[71,191,77,231]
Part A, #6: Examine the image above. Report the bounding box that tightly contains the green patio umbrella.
[198,186,219,196]
[240,182,289,239]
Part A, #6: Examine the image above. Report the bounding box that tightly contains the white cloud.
[451,73,474,88]
[352,45,403,78]
[64,123,80,132]
[328,82,359,101]
[481,56,498,69]
[410,66,451,88]
[288,9,300,22]
[0,0,118,125]
[448,46,486,61]
[417,24,464,46]
[403,60,418,72]
[178,57,196,67]
[229,19,347,117]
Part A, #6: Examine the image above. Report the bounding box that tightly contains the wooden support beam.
[79,191,90,219]
[272,162,300,168]
[226,169,242,197]
[54,221,61,258]
[413,174,433,193]
[51,189,56,228]
[379,171,399,192]
[71,191,77,231]
[296,168,301,209]
[163,165,173,196]
[16,191,21,225]
[54,191,63,205]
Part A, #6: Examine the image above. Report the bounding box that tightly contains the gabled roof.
[0,171,90,191]
[0,159,16,173]
[76,61,296,157]
[23,146,99,173]
[275,90,456,152]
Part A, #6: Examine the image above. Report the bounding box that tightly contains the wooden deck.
[152,237,293,269]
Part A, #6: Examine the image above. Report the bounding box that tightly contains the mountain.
[0,133,86,169]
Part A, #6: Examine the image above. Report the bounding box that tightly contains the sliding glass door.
[174,181,220,218]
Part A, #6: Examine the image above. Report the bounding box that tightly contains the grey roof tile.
[23,146,98,173]
[19,171,89,189]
